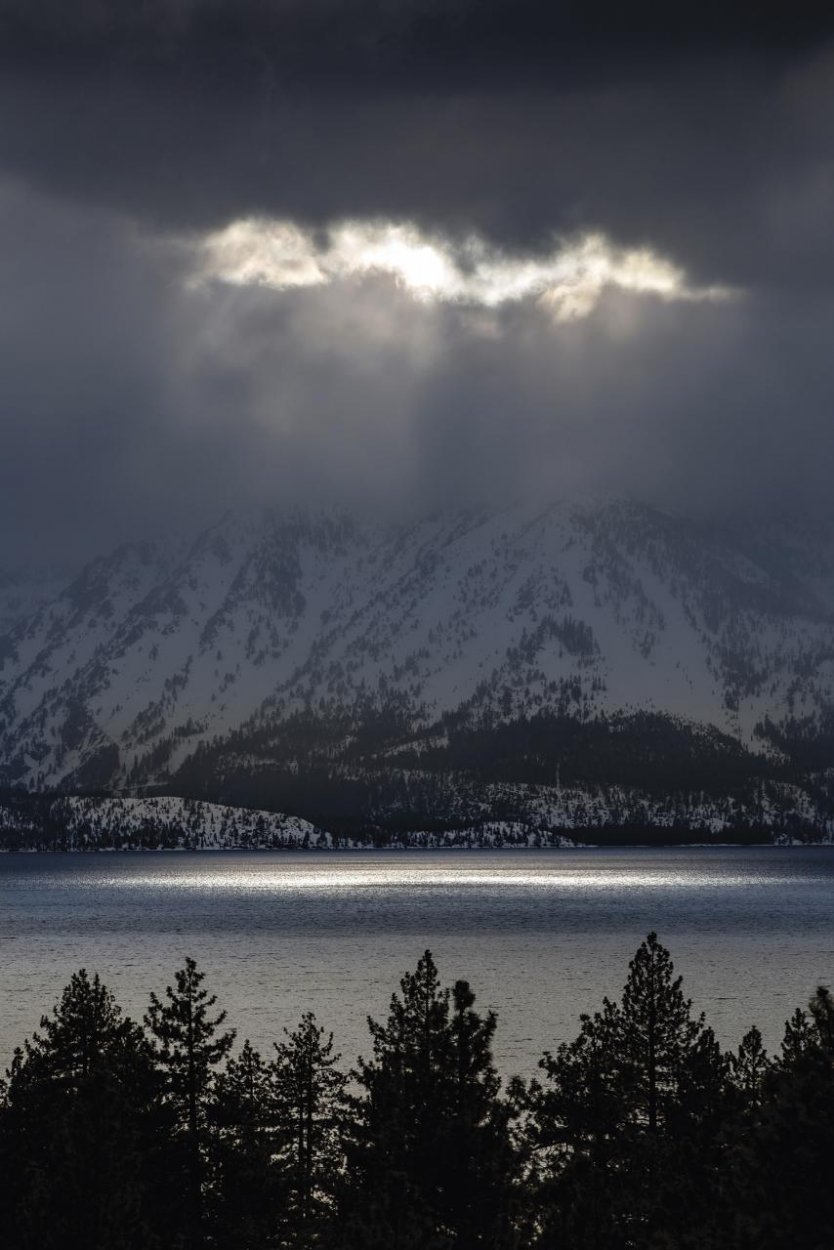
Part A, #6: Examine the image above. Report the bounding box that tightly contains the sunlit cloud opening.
[194,218,735,321]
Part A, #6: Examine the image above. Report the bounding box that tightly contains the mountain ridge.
[3,501,834,839]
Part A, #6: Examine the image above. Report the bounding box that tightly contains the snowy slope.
[1,783,830,850]
[0,794,322,850]
[2,502,834,792]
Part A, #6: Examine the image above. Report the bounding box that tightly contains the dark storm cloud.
[0,1,832,566]
[2,0,828,78]
[1,21,832,293]
[0,184,241,564]
[2,184,831,569]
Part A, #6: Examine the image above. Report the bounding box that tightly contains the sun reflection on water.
[88,866,786,893]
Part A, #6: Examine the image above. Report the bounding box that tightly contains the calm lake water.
[2,847,834,1078]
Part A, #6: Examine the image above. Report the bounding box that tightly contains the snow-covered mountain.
[2,502,834,837]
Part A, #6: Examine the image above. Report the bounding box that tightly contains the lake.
[2,847,833,1078]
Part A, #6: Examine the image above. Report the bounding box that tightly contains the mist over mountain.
[2,501,834,842]
[0,566,68,637]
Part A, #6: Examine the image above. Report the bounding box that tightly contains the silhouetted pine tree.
[527,996,627,1248]
[210,1039,282,1249]
[145,957,235,1249]
[729,1025,770,1108]
[441,981,521,1247]
[0,970,168,1250]
[723,986,834,1249]
[529,933,716,1249]
[338,951,518,1250]
[271,1011,347,1247]
[654,1025,733,1248]
[617,932,704,1135]
[779,1005,816,1064]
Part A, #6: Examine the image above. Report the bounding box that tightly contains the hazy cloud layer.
[0,3,833,565]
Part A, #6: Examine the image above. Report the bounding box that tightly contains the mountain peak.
[1,502,833,831]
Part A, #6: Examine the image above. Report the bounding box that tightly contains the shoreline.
[2,840,833,854]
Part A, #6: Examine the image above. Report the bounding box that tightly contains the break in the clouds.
[0,1,833,566]
[196,220,732,320]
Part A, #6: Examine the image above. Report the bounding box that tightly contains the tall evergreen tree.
[145,957,235,1249]
[12,969,143,1084]
[0,971,166,1250]
[617,931,704,1135]
[210,1039,281,1250]
[271,1012,347,1246]
[338,951,517,1250]
[529,933,713,1250]
[533,997,627,1169]
[530,998,631,1250]
[724,988,834,1250]
[656,1025,733,1248]
[729,1025,770,1109]
[780,1006,815,1064]
[442,980,521,1248]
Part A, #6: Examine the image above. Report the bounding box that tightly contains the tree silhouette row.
[2,935,833,1248]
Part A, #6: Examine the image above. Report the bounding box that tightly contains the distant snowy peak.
[2,501,834,791]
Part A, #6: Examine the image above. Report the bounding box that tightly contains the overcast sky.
[1,0,833,566]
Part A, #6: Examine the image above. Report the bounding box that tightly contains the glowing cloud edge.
[191,217,736,321]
